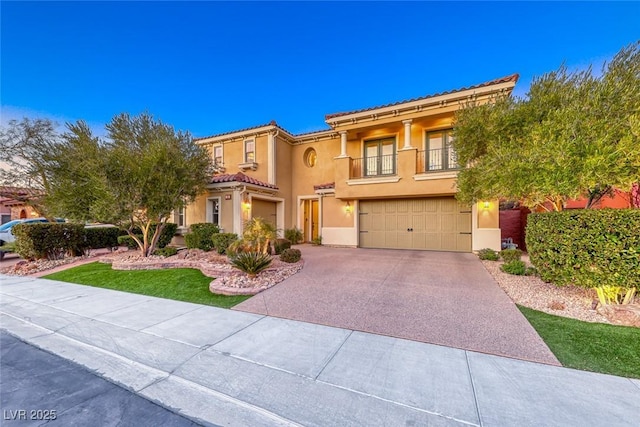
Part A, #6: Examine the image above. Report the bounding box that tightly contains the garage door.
[252,199,277,226]
[359,198,471,252]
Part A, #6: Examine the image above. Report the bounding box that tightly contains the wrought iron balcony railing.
[416,148,459,173]
[351,154,397,178]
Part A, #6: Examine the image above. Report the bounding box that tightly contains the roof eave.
[325,80,517,127]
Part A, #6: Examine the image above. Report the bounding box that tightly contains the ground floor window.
[207,198,220,226]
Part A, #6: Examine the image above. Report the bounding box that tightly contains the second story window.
[244,139,255,163]
[425,129,458,172]
[213,145,223,166]
[364,137,396,176]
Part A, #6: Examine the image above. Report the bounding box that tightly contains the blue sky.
[2,1,639,137]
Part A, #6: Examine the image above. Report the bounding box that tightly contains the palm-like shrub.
[229,251,272,278]
[241,217,277,254]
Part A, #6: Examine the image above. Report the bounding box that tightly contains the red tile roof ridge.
[195,120,294,142]
[325,73,519,120]
[210,172,278,190]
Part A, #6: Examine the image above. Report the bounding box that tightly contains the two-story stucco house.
[183,74,519,252]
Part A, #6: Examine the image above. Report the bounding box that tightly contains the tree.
[0,118,59,217]
[48,113,213,256]
[453,42,640,211]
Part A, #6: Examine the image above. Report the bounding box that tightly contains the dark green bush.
[477,248,499,261]
[229,251,272,276]
[501,260,527,275]
[157,223,177,248]
[118,234,143,249]
[84,227,120,250]
[13,223,85,260]
[185,223,220,251]
[211,233,238,254]
[284,227,303,244]
[525,266,538,276]
[526,209,640,289]
[500,248,523,262]
[280,248,302,263]
[274,238,291,255]
[154,247,178,257]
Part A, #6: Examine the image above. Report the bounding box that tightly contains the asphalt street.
[0,331,205,427]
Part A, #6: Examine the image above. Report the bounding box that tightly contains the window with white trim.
[244,139,255,162]
[174,206,186,227]
[207,198,221,227]
[213,145,223,167]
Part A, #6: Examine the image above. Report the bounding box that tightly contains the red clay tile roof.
[195,120,295,142]
[210,172,278,190]
[325,74,519,120]
[314,182,335,191]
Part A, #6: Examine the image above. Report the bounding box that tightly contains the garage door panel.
[457,213,472,233]
[360,198,471,252]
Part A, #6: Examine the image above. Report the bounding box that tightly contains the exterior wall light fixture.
[345,201,352,214]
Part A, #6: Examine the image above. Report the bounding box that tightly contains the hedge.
[84,227,120,250]
[185,223,220,251]
[526,209,640,289]
[13,223,85,260]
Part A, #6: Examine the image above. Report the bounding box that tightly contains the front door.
[303,199,319,242]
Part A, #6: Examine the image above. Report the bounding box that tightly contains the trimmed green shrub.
[280,248,301,263]
[118,234,143,249]
[157,223,178,248]
[274,238,291,255]
[501,260,527,275]
[500,248,523,262]
[84,227,120,250]
[13,223,85,260]
[525,266,538,276]
[154,247,178,257]
[185,223,220,251]
[478,248,500,261]
[211,233,238,254]
[284,227,303,244]
[526,209,640,289]
[229,251,272,277]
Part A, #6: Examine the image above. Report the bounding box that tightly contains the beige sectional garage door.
[252,199,277,226]
[359,198,471,252]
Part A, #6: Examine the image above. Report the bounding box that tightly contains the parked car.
[0,217,65,245]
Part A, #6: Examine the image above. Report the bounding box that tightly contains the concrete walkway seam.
[465,351,484,427]
[314,378,480,427]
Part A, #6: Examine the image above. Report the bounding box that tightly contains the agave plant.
[229,251,273,278]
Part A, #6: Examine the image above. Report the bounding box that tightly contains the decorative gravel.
[1,255,96,276]
[481,259,610,324]
[1,248,304,296]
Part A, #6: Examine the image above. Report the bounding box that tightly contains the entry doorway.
[303,199,319,242]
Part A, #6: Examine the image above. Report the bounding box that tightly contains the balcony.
[416,148,459,173]
[350,154,397,179]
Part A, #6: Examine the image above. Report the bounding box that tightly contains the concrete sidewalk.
[1,275,639,426]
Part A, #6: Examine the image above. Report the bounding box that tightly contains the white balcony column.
[339,131,347,157]
[402,119,413,149]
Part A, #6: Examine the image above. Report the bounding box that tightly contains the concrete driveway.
[234,245,559,365]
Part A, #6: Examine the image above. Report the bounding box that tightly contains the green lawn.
[43,262,251,308]
[518,305,640,378]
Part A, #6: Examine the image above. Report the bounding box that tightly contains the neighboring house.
[0,187,41,222]
[185,74,519,252]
